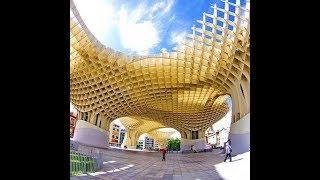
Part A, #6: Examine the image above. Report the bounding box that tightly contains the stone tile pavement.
[71,148,249,180]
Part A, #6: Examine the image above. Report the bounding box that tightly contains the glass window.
[192,131,199,139]
[83,112,88,121]
[95,113,99,125]
[240,84,245,98]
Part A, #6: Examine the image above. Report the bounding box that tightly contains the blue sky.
[73,0,247,56]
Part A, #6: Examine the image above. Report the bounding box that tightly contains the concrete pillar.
[198,129,206,139]
[89,111,97,125]
[78,111,83,120]
[100,118,110,130]
[180,129,206,152]
[180,138,206,152]
[73,120,109,148]
[186,130,192,140]
[148,134,167,149]
[76,110,81,120]
[240,77,250,111]
[180,130,187,139]
[229,113,250,155]
[121,129,138,149]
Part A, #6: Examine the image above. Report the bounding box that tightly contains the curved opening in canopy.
[205,95,232,148]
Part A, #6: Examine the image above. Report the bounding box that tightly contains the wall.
[229,113,250,155]
[180,138,206,152]
[73,120,109,148]
[70,140,104,170]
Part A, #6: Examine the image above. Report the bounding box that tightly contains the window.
[99,121,101,128]
[95,113,99,125]
[240,84,245,98]
[83,112,88,121]
[192,131,199,139]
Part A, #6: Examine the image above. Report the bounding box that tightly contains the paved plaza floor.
[71,148,249,180]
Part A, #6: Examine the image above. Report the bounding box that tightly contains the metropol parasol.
[70,0,250,153]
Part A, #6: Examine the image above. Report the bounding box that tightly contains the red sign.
[70,114,77,138]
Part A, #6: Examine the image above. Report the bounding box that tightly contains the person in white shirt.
[224,139,232,162]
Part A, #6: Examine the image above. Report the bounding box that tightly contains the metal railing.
[70,140,104,176]
[70,150,98,176]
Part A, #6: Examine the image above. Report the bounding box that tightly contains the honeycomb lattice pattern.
[147,129,176,147]
[70,0,250,139]
[117,117,175,148]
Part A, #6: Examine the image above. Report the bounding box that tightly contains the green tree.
[167,138,180,151]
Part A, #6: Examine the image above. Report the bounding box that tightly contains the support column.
[229,113,250,155]
[180,138,207,152]
[89,111,96,125]
[76,110,81,120]
[73,120,109,148]
[180,130,206,152]
[148,135,167,149]
[229,80,250,123]
[121,129,139,149]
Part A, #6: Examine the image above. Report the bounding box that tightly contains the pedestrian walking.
[224,139,232,162]
[161,148,167,161]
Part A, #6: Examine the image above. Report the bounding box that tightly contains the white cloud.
[163,0,175,14]
[161,48,167,53]
[129,2,148,22]
[73,0,116,41]
[74,0,176,55]
[117,1,176,55]
[212,110,232,131]
[119,5,160,55]
[170,30,187,44]
[150,0,175,16]
[151,1,166,14]
[168,15,176,23]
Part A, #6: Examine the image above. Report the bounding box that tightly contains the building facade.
[205,127,215,145]
[205,126,230,148]
[153,141,160,150]
[217,128,229,147]
[119,129,126,146]
[70,112,77,138]
[137,140,144,149]
[144,137,154,149]
[109,122,121,146]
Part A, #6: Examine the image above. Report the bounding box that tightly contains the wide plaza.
[71,148,249,180]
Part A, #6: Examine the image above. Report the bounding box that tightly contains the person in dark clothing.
[191,145,197,153]
[161,148,167,161]
[224,139,232,162]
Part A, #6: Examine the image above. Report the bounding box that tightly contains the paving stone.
[71,148,249,180]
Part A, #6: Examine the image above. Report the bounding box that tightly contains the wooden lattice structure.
[70,0,250,146]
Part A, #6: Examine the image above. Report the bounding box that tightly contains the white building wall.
[229,113,250,155]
